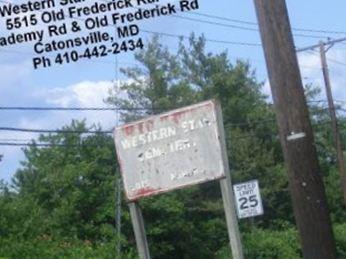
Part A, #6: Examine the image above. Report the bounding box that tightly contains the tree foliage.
[1,36,345,258]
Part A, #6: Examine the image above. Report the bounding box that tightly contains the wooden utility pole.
[253,1,337,258]
[319,42,346,205]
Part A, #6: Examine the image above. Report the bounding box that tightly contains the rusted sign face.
[114,100,226,201]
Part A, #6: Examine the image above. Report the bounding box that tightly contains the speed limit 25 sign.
[233,180,263,219]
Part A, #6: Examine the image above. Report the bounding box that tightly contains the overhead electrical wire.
[140,29,261,46]
[0,45,326,72]
[0,105,341,135]
[0,104,343,147]
[0,142,109,147]
[0,138,34,142]
[0,48,139,67]
[0,1,340,69]
[0,106,156,111]
[327,57,346,67]
[187,11,346,36]
[0,127,113,134]
[102,0,345,39]
[0,119,341,148]
[168,14,328,39]
[305,49,346,67]
[0,118,278,135]
[0,0,260,47]
[0,2,344,142]
[100,0,345,39]
[0,0,342,49]
[0,100,343,112]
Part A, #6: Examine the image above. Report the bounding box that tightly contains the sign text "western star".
[0,0,55,17]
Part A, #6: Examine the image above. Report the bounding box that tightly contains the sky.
[0,0,346,183]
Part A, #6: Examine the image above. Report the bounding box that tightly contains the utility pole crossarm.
[297,37,346,52]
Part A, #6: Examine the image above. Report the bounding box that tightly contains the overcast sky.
[1,0,346,182]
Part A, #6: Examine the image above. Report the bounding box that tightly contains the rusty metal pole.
[253,1,337,258]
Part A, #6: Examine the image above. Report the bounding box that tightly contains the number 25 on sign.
[233,180,263,219]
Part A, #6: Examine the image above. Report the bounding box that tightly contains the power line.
[0,132,279,147]
[0,138,34,142]
[0,119,277,135]
[137,29,262,47]
[0,0,343,48]
[0,142,109,147]
[188,11,346,36]
[189,12,258,26]
[0,108,340,135]
[0,0,262,48]
[0,99,343,112]
[0,119,340,148]
[297,37,346,52]
[0,0,329,54]
[0,32,262,57]
[0,106,163,111]
[0,48,139,67]
[99,0,335,40]
[0,43,325,71]
[0,127,113,134]
[327,57,346,67]
[102,0,346,37]
[104,0,346,39]
[0,31,330,72]
[298,46,346,67]
[225,118,275,127]
[0,2,330,69]
[172,14,258,32]
[166,14,329,39]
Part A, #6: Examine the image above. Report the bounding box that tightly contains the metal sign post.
[114,100,244,259]
[216,103,244,259]
[128,202,150,259]
[220,178,244,259]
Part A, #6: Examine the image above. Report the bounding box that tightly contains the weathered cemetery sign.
[233,180,263,219]
[114,100,244,259]
[114,100,226,201]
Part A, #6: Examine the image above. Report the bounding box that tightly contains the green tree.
[12,121,119,241]
[2,35,345,259]
[106,35,295,258]
[0,121,139,258]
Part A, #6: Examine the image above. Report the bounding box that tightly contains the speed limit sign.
[233,180,263,219]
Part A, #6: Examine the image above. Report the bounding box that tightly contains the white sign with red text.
[114,100,226,201]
